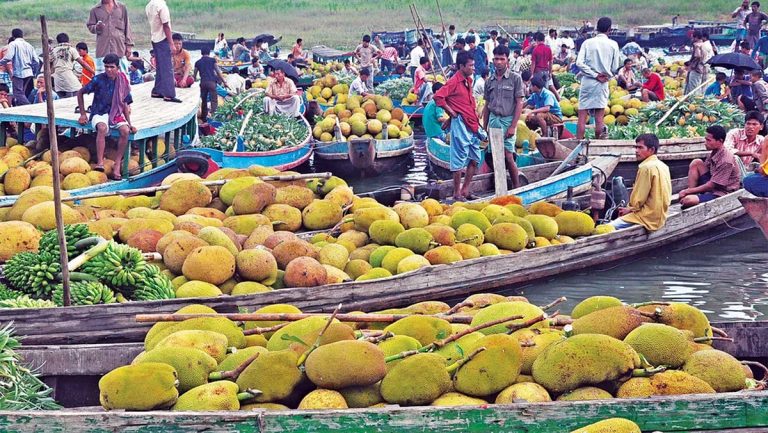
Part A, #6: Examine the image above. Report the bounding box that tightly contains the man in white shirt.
[446,25,458,48]
[409,39,426,76]
[145,0,180,102]
[560,31,576,53]
[733,0,751,41]
[0,29,37,105]
[545,29,560,53]
[350,68,372,97]
[462,29,477,51]
[484,30,499,68]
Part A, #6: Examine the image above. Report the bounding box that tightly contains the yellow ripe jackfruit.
[495,382,551,403]
[453,334,523,397]
[484,222,529,252]
[682,349,747,392]
[617,370,715,398]
[570,418,641,433]
[0,221,41,261]
[144,304,216,348]
[235,350,304,403]
[146,316,246,351]
[571,306,652,340]
[432,392,488,406]
[99,363,178,410]
[470,301,547,335]
[524,214,559,240]
[298,389,348,410]
[637,302,713,342]
[134,346,217,393]
[383,315,453,346]
[555,210,595,237]
[338,383,383,408]
[153,330,229,363]
[172,381,241,411]
[556,386,613,401]
[305,340,387,389]
[531,334,639,394]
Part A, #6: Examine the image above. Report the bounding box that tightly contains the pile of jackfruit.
[98,295,762,416]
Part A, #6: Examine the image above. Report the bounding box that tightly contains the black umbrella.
[252,34,281,46]
[708,52,762,70]
[267,59,299,83]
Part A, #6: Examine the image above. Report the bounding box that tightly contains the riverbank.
[0,0,737,49]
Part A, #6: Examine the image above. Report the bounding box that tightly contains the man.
[247,58,264,80]
[734,0,752,42]
[423,82,448,140]
[553,44,574,68]
[76,42,96,87]
[746,1,768,48]
[372,34,385,52]
[725,110,765,165]
[482,45,525,189]
[617,59,640,91]
[430,34,444,70]
[609,133,672,231]
[685,31,706,95]
[752,33,768,67]
[51,33,95,98]
[446,25,458,48]
[411,57,432,102]
[349,67,372,97]
[292,38,305,61]
[462,29,478,50]
[545,29,559,53]
[575,17,621,139]
[343,59,358,76]
[743,137,768,196]
[750,70,768,113]
[621,38,642,58]
[434,51,485,200]
[530,32,558,101]
[146,0,180,102]
[705,72,730,101]
[232,37,250,62]
[641,68,665,102]
[465,36,488,80]
[355,35,380,89]
[680,125,742,208]
[171,33,193,88]
[194,46,227,121]
[560,31,576,53]
[379,44,400,74]
[77,53,135,180]
[263,68,301,117]
[525,76,562,135]
[452,38,466,65]
[730,68,753,105]
[408,39,426,77]
[0,83,12,109]
[483,30,499,68]
[0,29,37,106]
[87,0,134,73]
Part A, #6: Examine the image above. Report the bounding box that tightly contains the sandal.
[92,165,105,173]
[464,193,480,201]
[151,93,163,98]
[163,97,182,103]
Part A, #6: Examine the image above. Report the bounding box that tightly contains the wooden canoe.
[559,137,708,163]
[0,156,618,346]
[425,136,546,172]
[739,196,768,240]
[5,320,768,431]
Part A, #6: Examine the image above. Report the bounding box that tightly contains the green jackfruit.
[617,370,715,398]
[384,315,453,346]
[484,223,529,252]
[99,363,178,410]
[172,381,242,411]
[523,214,559,240]
[469,301,547,335]
[555,210,595,237]
[154,330,229,363]
[433,332,485,364]
[571,306,651,340]
[570,418,641,433]
[682,350,747,392]
[571,296,623,319]
[531,334,639,394]
[394,228,434,254]
[455,223,484,247]
[450,210,491,232]
[380,353,451,406]
[453,334,522,397]
[516,329,565,374]
[624,323,692,368]
[352,206,399,232]
[637,302,713,342]
[380,247,414,274]
[377,334,422,370]
[306,340,387,389]
[235,350,304,403]
[368,245,396,267]
[339,383,383,408]
[135,346,217,392]
[217,346,269,373]
[368,219,405,245]
[556,387,613,401]
[267,316,335,351]
[424,245,464,265]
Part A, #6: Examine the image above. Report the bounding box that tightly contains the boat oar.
[136,312,476,324]
[57,172,333,203]
[235,109,254,152]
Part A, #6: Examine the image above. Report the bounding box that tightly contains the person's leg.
[113,124,130,180]
[608,217,635,229]
[687,159,707,188]
[460,160,478,197]
[152,39,176,99]
[452,170,463,199]
[11,76,30,105]
[593,109,606,139]
[576,109,588,139]
[94,122,108,167]
[505,149,520,189]
[200,82,210,120]
[744,172,768,197]
[207,82,218,119]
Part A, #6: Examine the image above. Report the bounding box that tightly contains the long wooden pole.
[411,3,445,78]
[654,76,714,127]
[136,312,475,324]
[40,16,71,306]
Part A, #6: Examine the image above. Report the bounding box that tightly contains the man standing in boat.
[575,17,620,139]
[434,51,486,201]
[482,44,525,190]
[745,1,768,49]
[609,134,672,231]
[680,125,742,208]
[87,0,134,73]
[734,0,751,43]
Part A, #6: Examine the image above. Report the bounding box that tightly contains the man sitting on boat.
[640,68,665,102]
[616,59,640,92]
[349,68,372,97]
[423,82,448,141]
[609,133,672,231]
[76,53,135,180]
[725,110,765,165]
[524,76,562,136]
[263,68,301,117]
[680,125,742,208]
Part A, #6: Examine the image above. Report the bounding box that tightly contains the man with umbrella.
[708,50,762,104]
[263,62,301,117]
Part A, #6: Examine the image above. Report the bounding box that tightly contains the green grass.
[0,0,736,50]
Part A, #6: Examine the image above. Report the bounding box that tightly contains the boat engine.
[176,150,215,177]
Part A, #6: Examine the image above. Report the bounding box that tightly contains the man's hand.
[618,207,631,216]
[441,118,451,130]
[505,125,516,139]
[596,73,609,83]
[95,21,105,33]
[678,188,689,198]
[129,125,137,134]
[78,113,88,125]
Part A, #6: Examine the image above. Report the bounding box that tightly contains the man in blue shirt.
[752,34,768,68]
[0,29,38,105]
[465,35,488,79]
[77,53,136,180]
[525,76,562,134]
[423,82,448,140]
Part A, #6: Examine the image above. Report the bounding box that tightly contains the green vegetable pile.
[0,324,60,410]
[213,91,266,122]
[200,113,310,152]
[376,78,413,102]
[555,73,579,99]
[330,71,356,86]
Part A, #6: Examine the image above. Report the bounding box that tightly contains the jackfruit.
[298,389,348,409]
[217,346,269,373]
[638,302,713,342]
[267,316,334,351]
[356,267,393,281]
[571,306,652,340]
[384,315,453,346]
[306,340,387,389]
[682,349,746,392]
[235,350,304,403]
[118,217,174,243]
[223,214,272,236]
[219,176,261,205]
[394,228,434,254]
[175,280,222,298]
[99,363,178,410]
[172,381,242,411]
[236,248,278,283]
[197,226,240,257]
[532,334,640,394]
[232,182,276,215]
[592,224,616,235]
[380,353,451,406]
[380,247,414,274]
[318,243,349,270]
[393,202,430,229]
[339,383,383,408]
[324,185,355,208]
[555,210,595,237]
[524,214,559,240]
[557,386,613,401]
[624,323,692,368]
[352,206,399,232]
[495,382,551,403]
[569,418,641,433]
[284,256,327,287]
[450,209,491,232]
[272,239,319,269]
[181,245,236,285]
[571,296,623,319]
[453,334,523,396]
[617,370,716,397]
[154,330,229,363]
[0,221,41,262]
[516,329,565,374]
[22,201,84,230]
[160,180,213,215]
[368,245,396,267]
[506,203,528,217]
[485,223,529,252]
[424,223,455,246]
[529,201,562,217]
[302,199,343,230]
[344,259,373,279]
[431,392,488,406]
[244,304,302,338]
[134,346,217,393]
[368,219,405,245]
[240,403,289,411]
[470,301,547,335]
[163,236,209,274]
[262,204,303,232]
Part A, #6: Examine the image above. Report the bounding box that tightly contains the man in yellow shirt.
[609,133,672,231]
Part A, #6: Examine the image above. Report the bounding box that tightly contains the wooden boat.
[0,156,618,346]
[739,196,768,239]
[426,136,545,173]
[195,116,313,171]
[313,133,415,175]
[5,320,767,431]
[310,45,354,64]
[0,83,201,207]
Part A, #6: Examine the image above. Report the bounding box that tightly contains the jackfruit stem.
[209,353,261,381]
[538,297,567,312]
[242,322,289,336]
[66,238,108,271]
[445,301,474,315]
[711,326,729,338]
[630,301,670,308]
[741,361,768,381]
[237,389,263,401]
[297,303,342,367]
[504,314,548,334]
[632,365,667,377]
[445,347,486,374]
[362,331,395,344]
[637,310,660,320]
[549,316,573,327]
[692,336,734,343]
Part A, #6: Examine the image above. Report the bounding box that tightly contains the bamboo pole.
[56,172,332,202]
[410,3,445,79]
[40,16,71,306]
[654,76,714,127]
[136,312,475,324]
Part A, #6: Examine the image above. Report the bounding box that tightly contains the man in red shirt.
[641,68,665,102]
[433,50,485,200]
[411,56,432,101]
[530,31,559,100]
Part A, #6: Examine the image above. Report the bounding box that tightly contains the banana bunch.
[3,251,61,299]
[132,264,176,301]
[0,295,56,309]
[81,242,147,295]
[52,280,116,307]
[39,224,97,259]
[0,283,23,301]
